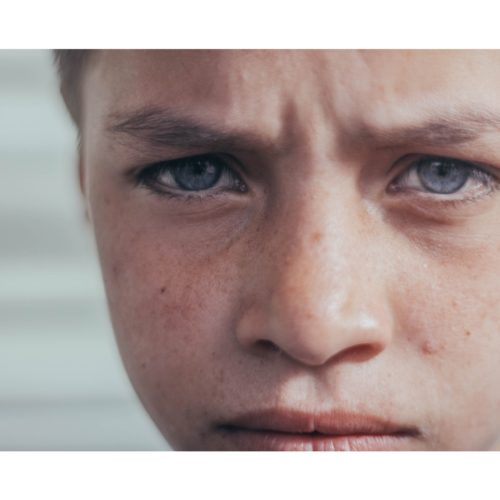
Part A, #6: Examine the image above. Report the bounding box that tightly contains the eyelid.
[391,155,495,186]
[391,154,499,178]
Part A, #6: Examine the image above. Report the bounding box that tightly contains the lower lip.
[218,428,417,451]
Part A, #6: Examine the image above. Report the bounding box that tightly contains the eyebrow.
[106,106,278,154]
[106,105,500,155]
[352,108,500,150]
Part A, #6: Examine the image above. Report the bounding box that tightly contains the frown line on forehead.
[105,104,500,156]
[105,105,285,155]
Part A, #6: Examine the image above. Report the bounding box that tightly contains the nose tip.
[236,291,392,367]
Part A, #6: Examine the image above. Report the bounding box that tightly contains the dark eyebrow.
[352,108,500,150]
[105,106,277,153]
[106,105,500,156]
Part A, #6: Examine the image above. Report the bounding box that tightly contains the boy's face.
[81,50,500,450]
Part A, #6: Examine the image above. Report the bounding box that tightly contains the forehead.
[83,50,500,146]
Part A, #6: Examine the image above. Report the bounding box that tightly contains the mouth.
[215,409,421,451]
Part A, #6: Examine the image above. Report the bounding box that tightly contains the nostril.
[255,339,281,353]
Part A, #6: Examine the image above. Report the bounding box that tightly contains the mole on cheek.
[421,339,440,355]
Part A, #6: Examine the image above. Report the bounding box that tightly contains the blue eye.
[417,157,470,194]
[391,155,496,199]
[138,154,246,195]
[173,156,222,191]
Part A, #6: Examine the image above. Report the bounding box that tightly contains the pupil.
[417,158,470,194]
[193,165,204,176]
[437,165,449,177]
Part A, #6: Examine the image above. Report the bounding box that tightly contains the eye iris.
[417,158,470,194]
[174,156,222,191]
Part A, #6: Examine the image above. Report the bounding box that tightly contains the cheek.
[386,212,500,356]
[392,242,500,404]
[92,200,252,423]
[99,225,240,361]
[396,250,500,351]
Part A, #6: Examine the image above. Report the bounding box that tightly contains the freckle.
[160,287,165,294]
[312,232,323,242]
[466,330,471,336]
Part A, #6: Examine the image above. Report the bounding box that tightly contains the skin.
[78,50,500,450]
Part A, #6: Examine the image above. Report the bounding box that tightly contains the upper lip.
[217,408,420,437]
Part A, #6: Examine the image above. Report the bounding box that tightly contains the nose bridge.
[273,195,354,321]
[237,179,392,367]
[280,188,371,309]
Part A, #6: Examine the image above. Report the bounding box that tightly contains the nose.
[236,185,393,367]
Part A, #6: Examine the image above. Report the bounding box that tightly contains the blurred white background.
[0,49,171,450]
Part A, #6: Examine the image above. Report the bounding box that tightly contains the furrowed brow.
[106,105,500,155]
[355,109,500,150]
[105,106,270,153]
